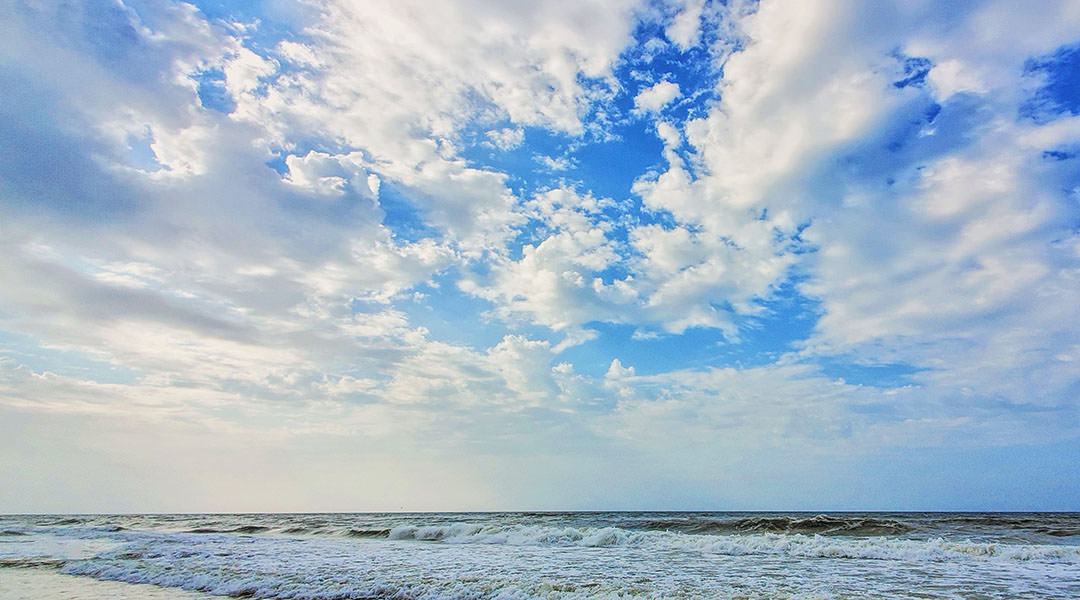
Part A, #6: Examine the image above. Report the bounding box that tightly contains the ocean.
[1,512,1078,599]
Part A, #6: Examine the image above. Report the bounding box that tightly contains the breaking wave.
[928,514,1080,537]
[184,525,270,535]
[280,526,310,534]
[5,513,1078,600]
[49,530,1080,600]
[639,514,912,536]
[43,518,84,526]
[382,522,1080,562]
[345,528,392,538]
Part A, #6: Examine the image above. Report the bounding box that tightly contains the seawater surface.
[1,512,1079,599]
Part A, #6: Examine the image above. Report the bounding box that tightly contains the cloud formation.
[1,0,1078,511]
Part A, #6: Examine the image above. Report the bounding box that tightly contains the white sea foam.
[3,514,1079,599]
[385,522,1080,563]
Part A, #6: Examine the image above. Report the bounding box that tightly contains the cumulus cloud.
[666,0,706,51]
[464,0,1080,457]
[535,154,578,171]
[2,0,1079,510]
[486,127,525,151]
[217,0,642,252]
[650,0,1080,411]
[464,135,794,337]
[0,0,646,401]
[633,80,681,113]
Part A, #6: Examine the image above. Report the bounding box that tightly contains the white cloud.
[223,47,277,98]
[925,59,988,100]
[283,150,375,197]
[535,154,578,171]
[666,0,705,51]
[0,0,465,429]
[2,0,1079,511]
[9,320,1072,510]
[486,127,525,151]
[633,80,681,113]
[641,0,1080,412]
[220,0,642,252]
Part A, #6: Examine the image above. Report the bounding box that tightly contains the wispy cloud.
[1,0,1078,511]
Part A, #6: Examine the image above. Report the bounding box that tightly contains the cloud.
[215,0,643,252]
[460,0,1080,466]
[485,127,525,151]
[645,0,1080,411]
[463,134,795,337]
[463,195,624,331]
[926,59,989,99]
[283,151,376,198]
[666,0,706,51]
[0,0,646,510]
[633,80,681,113]
[534,154,578,171]
[1,0,1079,511]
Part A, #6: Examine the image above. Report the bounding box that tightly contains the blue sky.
[1,0,1079,512]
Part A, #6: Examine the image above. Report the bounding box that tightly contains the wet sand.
[0,567,215,600]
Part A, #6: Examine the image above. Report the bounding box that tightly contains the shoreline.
[0,566,215,600]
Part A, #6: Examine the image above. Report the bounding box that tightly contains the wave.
[383,523,1080,562]
[0,557,66,569]
[61,561,625,600]
[18,513,1076,544]
[689,533,1080,563]
[34,516,1070,563]
[924,514,1080,537]
[13,518,1073,600]
[43,518,84,526]
[1038,527,1080,537]
[344,528,392,538]
[639,514,912,536]
[280,527,310,534]
[181,525,391,538]
[54,530,1080,600]
[184,525,270,534]
[0,530,27,536]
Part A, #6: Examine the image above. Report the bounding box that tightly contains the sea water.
[1,512,1078,598]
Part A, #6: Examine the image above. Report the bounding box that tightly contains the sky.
[1,0,1079,513]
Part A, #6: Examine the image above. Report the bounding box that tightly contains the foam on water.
[1,513,1078,599]
[384,522,1080,562]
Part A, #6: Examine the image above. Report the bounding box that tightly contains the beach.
[0,566,214,600]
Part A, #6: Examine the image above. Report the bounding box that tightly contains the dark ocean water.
[1,512,1078,598]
